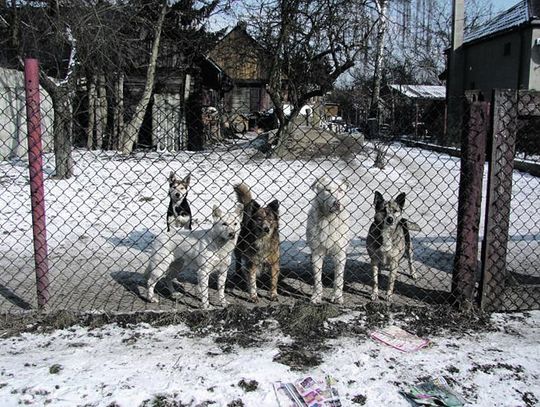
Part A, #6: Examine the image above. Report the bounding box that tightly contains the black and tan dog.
[234,183,280,302]
[166,172,192,232]
[366,191,420,301]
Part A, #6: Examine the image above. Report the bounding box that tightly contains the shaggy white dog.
[306,176,351,304]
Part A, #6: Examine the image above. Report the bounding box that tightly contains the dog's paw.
[170,292,182,300]
[147,296,159,304]
[330,295,343,305]
[201,303,214,311]
[311,295,322,304]
[385,292,394,302]
[249,294,259,303]
[269,293,279,302]
[220,299,229,308]
[370,291,379,302]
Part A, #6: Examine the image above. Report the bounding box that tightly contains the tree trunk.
[95,74,107,150]
[120,4,167,154]
[112,73,124,150]
[52,89,75,178]
[39,74,74,179]
[370,0,389,118]
[86,75,96,149]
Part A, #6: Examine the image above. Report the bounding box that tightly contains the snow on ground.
[0,310,538,407]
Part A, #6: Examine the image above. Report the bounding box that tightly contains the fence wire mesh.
[0,5,539,315]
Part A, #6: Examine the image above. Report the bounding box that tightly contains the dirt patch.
[1,303,496,372]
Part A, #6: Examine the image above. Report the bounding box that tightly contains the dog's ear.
[212,205,223,219]
[251,200,261,212]
[395,192,406,210]
[374,191,384,211]
[234,203,243,216]
[182,173,191,186]
[340,178,350,190]
[268,199,279,214]
[169,171,176,183]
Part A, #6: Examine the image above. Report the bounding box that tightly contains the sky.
[492,0,520,12]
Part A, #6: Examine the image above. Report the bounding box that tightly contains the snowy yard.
[0,306,538,406]
[0,137,539,312]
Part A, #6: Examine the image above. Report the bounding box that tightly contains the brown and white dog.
[234,183,280,302]
[366,191,420,301]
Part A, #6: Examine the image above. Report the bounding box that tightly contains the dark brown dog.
[234,183,280,302]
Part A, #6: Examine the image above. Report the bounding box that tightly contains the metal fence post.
[24,58,50,309]
[452,100,489,309]
[480,89,518,311]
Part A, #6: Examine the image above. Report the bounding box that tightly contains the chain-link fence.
[0,2,539,315]
[2,64,539,315]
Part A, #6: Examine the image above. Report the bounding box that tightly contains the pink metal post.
[24,58,50,309]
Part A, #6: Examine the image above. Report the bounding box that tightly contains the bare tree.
[244,0,375,156]
[369,0,389,118]
[119,3,167,155]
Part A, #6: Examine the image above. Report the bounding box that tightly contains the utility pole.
[446,0,465,144]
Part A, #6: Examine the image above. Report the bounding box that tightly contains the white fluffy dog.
[306,176,351,304]
[144,204,243,309]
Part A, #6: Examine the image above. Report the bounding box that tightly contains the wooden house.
[208,23,273,115]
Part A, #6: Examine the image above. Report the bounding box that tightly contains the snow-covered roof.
[464,0,532,44]
[389,84,446,100]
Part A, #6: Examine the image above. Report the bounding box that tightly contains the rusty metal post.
[24,58,50,309]
[452,100,489,309]
[480,89,518,311]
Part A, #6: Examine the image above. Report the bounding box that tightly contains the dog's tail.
[234,182,253,205]
[400,218,420,280]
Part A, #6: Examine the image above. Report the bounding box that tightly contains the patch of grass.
[140,394,188,407]
[226,399,244,407]
[275,303,342,339]
[49,364,62,374]
[351,394,367,405]
[238,379,258,392]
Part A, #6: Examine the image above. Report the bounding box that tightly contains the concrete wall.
[0,67,54,160]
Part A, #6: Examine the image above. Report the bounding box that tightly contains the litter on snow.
[370,325,430,352]
[273,375,342,407]
[400,376,468,406]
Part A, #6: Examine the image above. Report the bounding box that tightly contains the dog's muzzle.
[262,225,270,234]
[228,232,236,240]
[385,216,394,225]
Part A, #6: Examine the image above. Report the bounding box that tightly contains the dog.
[167,172,192,232]
[306,176,351,304]
[233,183,280,302]
[366,191,420,301]
[145,203,243,309]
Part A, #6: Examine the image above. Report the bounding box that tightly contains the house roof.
[389,85,446,100]
[464,0,535,44]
